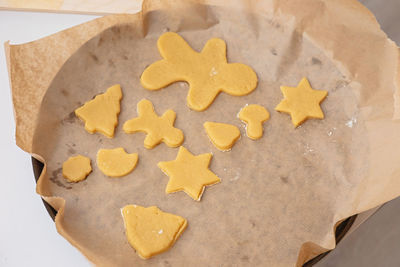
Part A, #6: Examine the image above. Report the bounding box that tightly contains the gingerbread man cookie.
[123,99,184,149]
[141,32,258,111]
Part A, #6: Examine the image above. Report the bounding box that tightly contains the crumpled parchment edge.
[5,0,400,266]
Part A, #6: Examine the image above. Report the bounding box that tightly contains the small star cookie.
[275,77,328,127]
[122,205,187,259]
[158,146,220,201]
[62,155,92,182]
[141,32,258,111]
[97,147,138,177]
[75,84,122,138]
[238,104,270,140]
[123,99,184,149]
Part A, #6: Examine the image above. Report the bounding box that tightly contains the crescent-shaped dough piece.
[97,147,138,177]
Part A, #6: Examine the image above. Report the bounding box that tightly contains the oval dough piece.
[62,155,92,182]
[97,147,138,177]
[238,104,270,140]
[203,122,240,151]
[122,205,187,259]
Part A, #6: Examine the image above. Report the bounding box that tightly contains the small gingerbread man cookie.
[123,99,184,149]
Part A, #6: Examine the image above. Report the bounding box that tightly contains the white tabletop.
[0,11,98,267]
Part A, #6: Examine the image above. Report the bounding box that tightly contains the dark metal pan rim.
[31,157,356,266]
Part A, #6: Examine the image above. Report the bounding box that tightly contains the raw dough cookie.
[238,104,270,140]
[122,205,187,259]
[203,122,240,151]
[158,146,220,201]
[75,84,122,138]
[62,155,92,182]
[123,99,184,149]
[141,32,258,111]
[97,147,138,177]
[275,77,328,127]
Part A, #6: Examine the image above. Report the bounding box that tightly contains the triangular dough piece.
[75,84,122,138]
[203,122,240,151]
[122,205,187,259]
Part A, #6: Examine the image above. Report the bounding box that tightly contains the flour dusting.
[345,117,357,128]
[230,171,240,181]
[327,127,336,137]
[303,143,314,155]
[209,67,218,76]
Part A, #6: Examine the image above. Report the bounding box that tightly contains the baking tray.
[21,1,396,265]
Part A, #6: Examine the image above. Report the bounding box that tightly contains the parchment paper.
[6,0,400,266]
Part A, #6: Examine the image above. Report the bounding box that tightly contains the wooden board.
[1,0,399,47]
[0,0,142,15]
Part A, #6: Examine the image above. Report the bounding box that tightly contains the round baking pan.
[32,157,356,266]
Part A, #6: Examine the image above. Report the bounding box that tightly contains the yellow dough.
[97,148,138,177]
[238,104,270,140]
[275,77,328,127]
[75,84,122,138]
[203,122,241,151]
[141,32,258,111]
[158,146,220,201]
[122,205,187,259]
[123,99,184,149]
[62,155,92,182]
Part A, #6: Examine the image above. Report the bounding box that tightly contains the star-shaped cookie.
[275,77,328,127]
[158,146,220,201]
